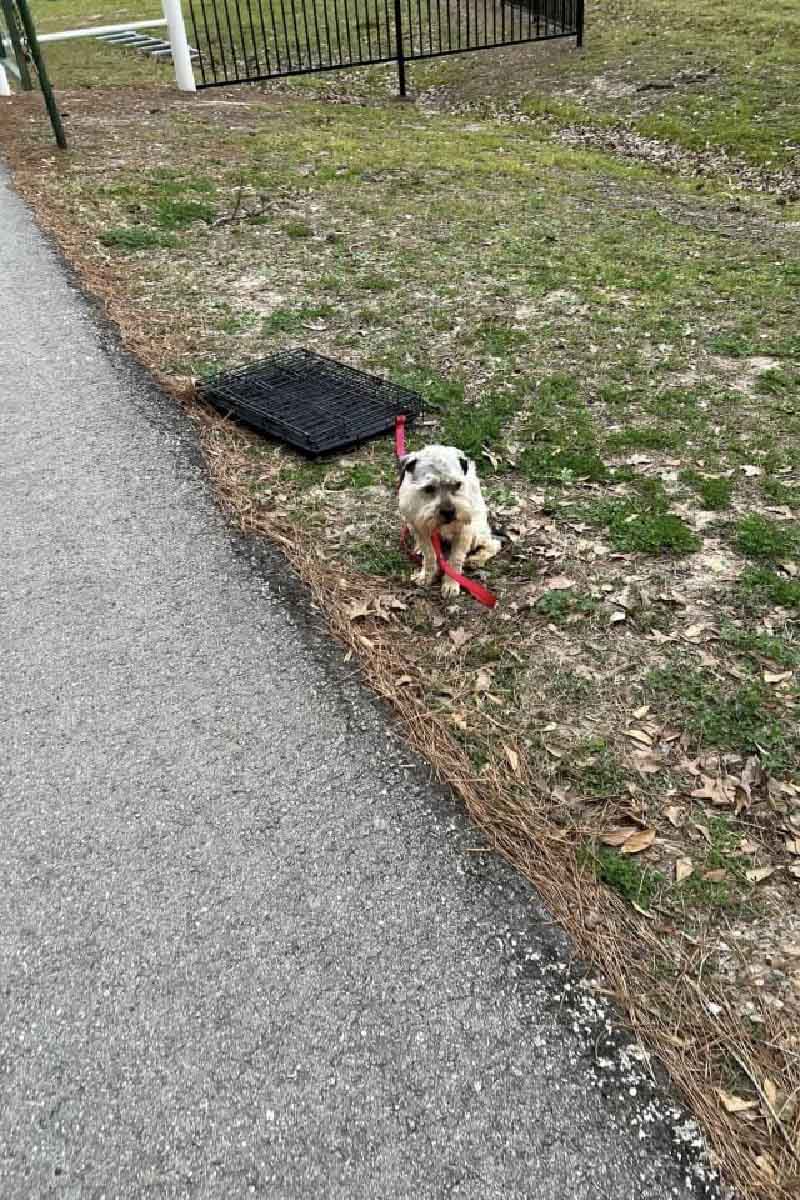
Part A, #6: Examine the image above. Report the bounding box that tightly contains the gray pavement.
[0,168,718,1199]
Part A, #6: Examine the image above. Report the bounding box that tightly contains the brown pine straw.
[184,400,800,1200]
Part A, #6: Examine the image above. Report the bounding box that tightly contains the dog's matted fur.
[398,444,501,598]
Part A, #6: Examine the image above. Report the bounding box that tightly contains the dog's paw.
[441,575,461,599]
[413,567,436,587]
[470,538,502,567]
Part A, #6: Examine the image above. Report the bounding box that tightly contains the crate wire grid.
[199,349,422,456]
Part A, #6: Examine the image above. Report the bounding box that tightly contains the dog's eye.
[452,482,462,492]
[423,484,437,496]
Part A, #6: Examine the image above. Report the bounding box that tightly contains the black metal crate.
[199,349,422,457]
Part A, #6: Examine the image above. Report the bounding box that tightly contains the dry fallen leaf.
[690,775,734,806]
[739,838,759,854]
[448,626,472,650]
[763,1078,778,1110]
[609,610,626,624]
[786,839,800,856]
[545,575,575,590]
[675,857,693,883]
[347,598,372,621]
[633,704,651,720]
[377,592,407,612]
[789,866,800,880]
[504,744,520,774]
[665,805,685,828]
[620,828,656,855]
[741,464,763,477]
[717,1089,758,1115]
[474,668,493,694]
[703,868,727,883]
[764,669,793,684]
[754,1154,777,1180]
[746,866,776,884]
[601,827,640,847]
[625,728,652,748]
[631,750,662,775]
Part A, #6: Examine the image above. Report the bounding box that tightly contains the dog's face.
[398,445,476,532]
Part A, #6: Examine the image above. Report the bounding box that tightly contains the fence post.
[0,62,10,95]
[161,0,196,92]
[1,0,33,89]
[576,0,584,47]
[392,0,406,97]
[12,0,67,147]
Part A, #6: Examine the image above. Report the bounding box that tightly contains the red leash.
[395,416,497,609]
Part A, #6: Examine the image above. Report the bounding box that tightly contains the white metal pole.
[161,0,195,92]
[38,19,168,42]
[0,63,11,96]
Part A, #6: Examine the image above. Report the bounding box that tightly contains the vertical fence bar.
[576,0,583,45]
[187,0,211,83]
[309,0,323,66]
[393,0,405,94]
[252,0,273,74]
[1,0,32,89]
[0,62,10,94]
[12,0,66,146]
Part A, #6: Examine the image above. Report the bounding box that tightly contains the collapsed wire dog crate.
[199,348,423,456]
[187,0,583,93]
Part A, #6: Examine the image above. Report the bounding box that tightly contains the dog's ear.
[399,455,417,480]
[459,456,469,475]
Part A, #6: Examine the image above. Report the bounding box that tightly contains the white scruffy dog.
[398,444,501,598]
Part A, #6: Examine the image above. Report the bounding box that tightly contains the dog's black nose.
[440,508,456,523]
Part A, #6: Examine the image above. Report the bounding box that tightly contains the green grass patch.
[755,368,797,397]
[98,227,175,251]
[737,567,800,611]
[605,426,680,453]
[647,663,797,771]
[563,739,628,799]
[534,588,597,623]
[350,540,409,576]
[761,477,800,508]
[579,845,664,910]
[263,304,335,334]
[719,623,799,668]
[284,222,314,239]
[733,514,800,561]
[680,470,734,511]
[519,374,612,484]
[153,198,216,229]
[671,817,753,914]
[477,322,530,357]
[441,391,518,460]
[582,481,700,555]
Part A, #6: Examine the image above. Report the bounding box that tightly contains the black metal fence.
[187,0,582,91]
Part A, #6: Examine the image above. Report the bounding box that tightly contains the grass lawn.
[3,0,800,1194]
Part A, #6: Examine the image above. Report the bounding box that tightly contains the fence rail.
[187,0,581,91]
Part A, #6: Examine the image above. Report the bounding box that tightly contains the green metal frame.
[1,0,33,89]
[3,0,66,148]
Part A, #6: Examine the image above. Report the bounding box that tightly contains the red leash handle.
[395,413,407,459]
[395,416,497,609]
